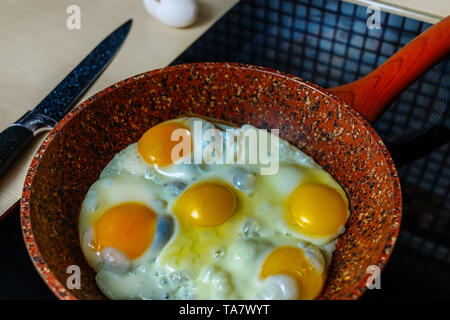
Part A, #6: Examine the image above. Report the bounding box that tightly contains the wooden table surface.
[0,0,238,215]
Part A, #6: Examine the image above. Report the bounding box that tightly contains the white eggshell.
[143,0,199,28]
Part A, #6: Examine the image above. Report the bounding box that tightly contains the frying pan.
[20,16,450,299]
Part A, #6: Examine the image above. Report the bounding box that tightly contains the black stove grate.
[173,0,450,298]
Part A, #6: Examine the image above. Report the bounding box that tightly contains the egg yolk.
[260,246,325,300]
[289,183,347,236]
[175,182,237,227]
[94,203,156,259]
[138,122,192,167]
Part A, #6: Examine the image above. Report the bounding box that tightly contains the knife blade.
[0,19,132,178]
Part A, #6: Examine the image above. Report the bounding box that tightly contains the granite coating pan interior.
[21,63,402,300]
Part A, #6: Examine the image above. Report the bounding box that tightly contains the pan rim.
[20,62,402,300]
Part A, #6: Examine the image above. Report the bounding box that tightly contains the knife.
[0,19,132,178]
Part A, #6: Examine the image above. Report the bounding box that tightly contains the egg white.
[79,117,350,300]
[79,174,177,270]
[193,235,326,299]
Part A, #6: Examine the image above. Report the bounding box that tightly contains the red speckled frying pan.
[21,16,450,299]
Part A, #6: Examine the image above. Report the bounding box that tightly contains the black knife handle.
[0,125,34,178]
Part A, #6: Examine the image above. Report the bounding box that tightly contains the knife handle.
[0,125,34,178]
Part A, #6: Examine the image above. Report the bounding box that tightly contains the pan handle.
[327,15,450,124]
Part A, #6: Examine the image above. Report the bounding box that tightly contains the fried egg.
[79,174,175,271]
[100,117,216,184]
[79,117,350,300]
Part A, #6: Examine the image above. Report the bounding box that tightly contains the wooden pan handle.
[328,15,450,124]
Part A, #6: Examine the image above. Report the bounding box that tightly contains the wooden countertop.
[0,0,238,215]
